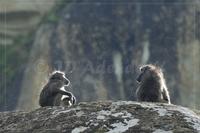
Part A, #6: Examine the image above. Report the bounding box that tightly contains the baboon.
[135,64,171,104]
[53,86,76,106]
[39,71,76,107]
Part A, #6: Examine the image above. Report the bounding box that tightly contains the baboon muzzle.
[136,74,142,83]
[65,79,69,85]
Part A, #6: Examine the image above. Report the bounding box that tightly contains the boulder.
[1,101,200,133]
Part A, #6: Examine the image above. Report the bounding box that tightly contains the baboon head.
[49,71,70,85]
[136,64,163,83]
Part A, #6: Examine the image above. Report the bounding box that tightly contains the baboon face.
[137,66,150,83]
[137,65,161,83]
[50,71,70,85]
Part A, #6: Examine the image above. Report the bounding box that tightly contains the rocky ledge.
[0,101,200,133]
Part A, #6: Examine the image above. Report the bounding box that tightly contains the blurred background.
[0,0,199,111]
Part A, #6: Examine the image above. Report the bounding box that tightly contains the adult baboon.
[136,64,171,104]
[39,71,76,107]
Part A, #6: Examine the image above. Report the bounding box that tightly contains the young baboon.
[135,64,171,104]
[53,86,76,106]
[39,71,76,107]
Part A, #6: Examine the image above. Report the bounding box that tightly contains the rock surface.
[1,101,200,133]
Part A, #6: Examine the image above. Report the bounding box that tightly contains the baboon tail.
[162,88,171,104]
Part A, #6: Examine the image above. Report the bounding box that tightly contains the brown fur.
[136,64,171,104]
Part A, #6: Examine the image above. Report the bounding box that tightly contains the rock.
[1,101,200,133]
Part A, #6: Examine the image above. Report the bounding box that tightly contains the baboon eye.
[141,67,146,72]
[143,66,150,72]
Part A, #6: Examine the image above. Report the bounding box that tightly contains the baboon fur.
[136,64,171,104]
[39,71,76,107]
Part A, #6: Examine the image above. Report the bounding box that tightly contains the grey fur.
[39,71,76,107]
[136,64,171,104]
